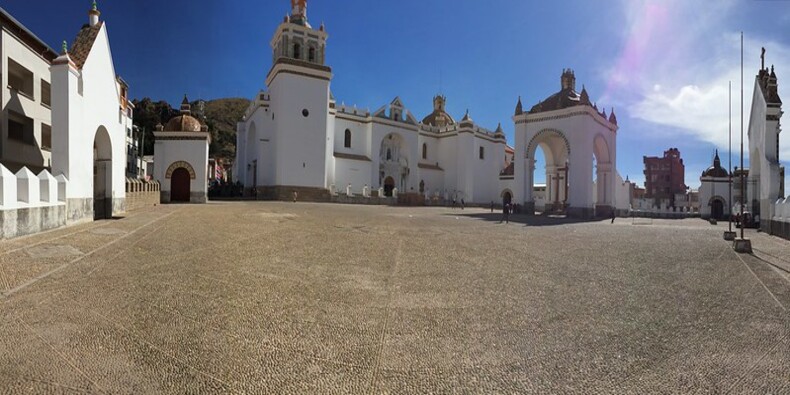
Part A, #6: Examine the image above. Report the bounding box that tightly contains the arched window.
[422,143,427,159]
[386,149,392,161]
[344,129,351,148]
[293,43,301,60]
[308,47,316,62]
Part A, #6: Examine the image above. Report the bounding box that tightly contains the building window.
[479,146,485,160]
[41,124,52,151]
[41,80,51,107]
[8,58,34,99]
[422,143,427,159]
[344,129,351,148]
[308,47,315,62]
[8,111,35,145]
[293,43,301,60]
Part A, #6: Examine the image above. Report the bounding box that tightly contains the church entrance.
[384,176,395,197]
[93,126,113,220]
[502,191,512,205]
[171,168,191,202]
[711,198,724,220]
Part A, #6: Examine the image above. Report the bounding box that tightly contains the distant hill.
[132,97,250,161]
[203,98,250,160]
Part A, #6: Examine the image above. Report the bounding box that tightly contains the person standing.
[501,203,510,224]
[293,190,298,203]
[490,201,494,213]
[610,210,616,224]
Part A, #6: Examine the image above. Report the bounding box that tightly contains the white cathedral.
[236,0,629,217]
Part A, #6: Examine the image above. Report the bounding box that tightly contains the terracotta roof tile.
[69,22,102,69]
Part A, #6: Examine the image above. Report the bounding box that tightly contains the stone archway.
[501,189,513,205]
[165,161,197,203]
[384,176,395,197]
[379,133,409,193]
[171,168,191,202]
[526,129,570,214]
[93,126,113,220]
[709,196,726,220]
[592,134,614,216]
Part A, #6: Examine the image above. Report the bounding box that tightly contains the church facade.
[236,1,628,216]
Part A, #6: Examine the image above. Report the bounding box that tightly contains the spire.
[580,85,590,105]
[290,0,308,25]
[462,109,472,122]
[495,123,504,135]
[89,0,101,27]
[608,107,617,125]
[515,96,523,116]
[180,95,191,114]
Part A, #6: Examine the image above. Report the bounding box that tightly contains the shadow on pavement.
[444,212,606,227]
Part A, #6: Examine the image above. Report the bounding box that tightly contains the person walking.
[611,210,616,224]
[460,199,465,210]
[501,203,510,224]
[293,190,298,203]
[490,201,494,213]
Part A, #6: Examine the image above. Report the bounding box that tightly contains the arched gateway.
[513,69,619,218]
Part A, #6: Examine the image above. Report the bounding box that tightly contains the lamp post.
[724,81,736,240]
[734,32,752,253]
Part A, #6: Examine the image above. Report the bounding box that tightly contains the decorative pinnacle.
[61,40,68,54]
[92,0,97,11]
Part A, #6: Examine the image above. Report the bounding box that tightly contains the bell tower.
[265,0,333,191]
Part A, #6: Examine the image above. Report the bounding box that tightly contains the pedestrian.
[501,203,510,224]
[452,197,456,209]
[293,190,298,203]
[490,201,494,213]
[610,210,616,224]
[461,199,465,210]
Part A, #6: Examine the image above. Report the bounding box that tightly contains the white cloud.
[609,0,790,164]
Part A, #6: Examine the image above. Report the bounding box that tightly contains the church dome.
[164,114,202,132]
[421,95,456,127]
[702,151,728,178]
[163,95,205,132]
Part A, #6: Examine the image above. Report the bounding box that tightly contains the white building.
[153,97,210,203]
[236,1,628,217]
[236,1,515,205]
[51,1,132,221]
[0,7,58,173]
[513,69,620,218]
[699,151,731,220]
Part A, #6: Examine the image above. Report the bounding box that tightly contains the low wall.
[125,178,161,212]
[767,197,790,241]
[0,164,69,239]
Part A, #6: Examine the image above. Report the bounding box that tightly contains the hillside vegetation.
[132,97,250,161]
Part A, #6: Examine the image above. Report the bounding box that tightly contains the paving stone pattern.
[0,202,788,394]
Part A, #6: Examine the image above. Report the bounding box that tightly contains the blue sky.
[5,0,789,188]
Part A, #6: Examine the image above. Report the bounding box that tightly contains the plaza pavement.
[0,202,788,394]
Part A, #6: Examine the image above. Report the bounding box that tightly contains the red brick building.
[643,148,687,206]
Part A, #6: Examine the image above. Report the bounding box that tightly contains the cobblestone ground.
[0,202,788,394]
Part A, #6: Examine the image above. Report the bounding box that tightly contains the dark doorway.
[171,168,191,202]
[503,191,512,206]
[384,176,395,197]
[711,199,724,220]
[93,127,112,220]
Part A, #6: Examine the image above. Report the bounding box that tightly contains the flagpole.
[740,32,745,241]
[727,81,732,233]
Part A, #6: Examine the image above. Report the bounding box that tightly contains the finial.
[61,40,68,54]
[92,0,97,11]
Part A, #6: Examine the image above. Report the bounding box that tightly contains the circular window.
[302,109,309,117]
